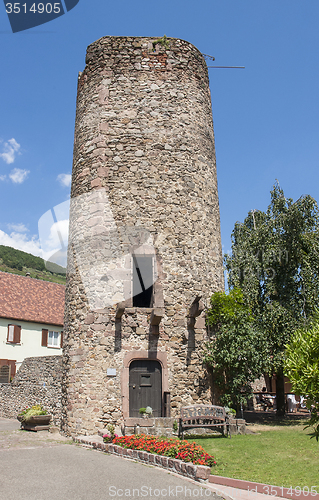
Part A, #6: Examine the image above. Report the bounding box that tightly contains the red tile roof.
[0,272,65,326]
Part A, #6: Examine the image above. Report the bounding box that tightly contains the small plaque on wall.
[107,368,116,377]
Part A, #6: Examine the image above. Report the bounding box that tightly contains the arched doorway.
[129,359,162,417]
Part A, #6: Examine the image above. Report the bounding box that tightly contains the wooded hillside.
[0,245,66,284]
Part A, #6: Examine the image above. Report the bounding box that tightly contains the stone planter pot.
[17,414,52,432]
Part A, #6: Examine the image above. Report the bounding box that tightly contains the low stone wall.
[124,417,176,437]
[228,418,246,435]
[74,435,211,482]
[0,355,62,425]
[124,416,245,437]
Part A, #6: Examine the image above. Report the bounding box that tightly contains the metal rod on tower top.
[202,54,244,69]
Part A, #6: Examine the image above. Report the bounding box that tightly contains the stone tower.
[62,36,223,436]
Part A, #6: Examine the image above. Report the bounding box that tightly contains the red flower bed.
[112,435,216,467]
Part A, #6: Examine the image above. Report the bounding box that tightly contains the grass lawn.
[190,418,318,489]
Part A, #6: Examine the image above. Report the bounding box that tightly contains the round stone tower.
[62,36,223,436]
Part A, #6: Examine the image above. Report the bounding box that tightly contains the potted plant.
[139,406,153,418]
[17,405,52,431]
[139,407,146,417]
[224,406,236,417]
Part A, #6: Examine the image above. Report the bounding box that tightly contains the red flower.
[112,435,216,466]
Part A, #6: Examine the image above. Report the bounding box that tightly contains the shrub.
[285,321,319,440]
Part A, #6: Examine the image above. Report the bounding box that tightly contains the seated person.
[287,393,297,413]
[260,387,274,410]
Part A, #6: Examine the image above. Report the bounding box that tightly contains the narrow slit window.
[132,255,153,307]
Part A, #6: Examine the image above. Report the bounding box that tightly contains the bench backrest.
[180,405,226,422]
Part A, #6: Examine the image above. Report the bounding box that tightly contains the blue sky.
[0,1,318,273]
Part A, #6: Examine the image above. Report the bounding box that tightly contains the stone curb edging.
[74,436,210,482]
[74,436,319,500]
[209,475,319,500]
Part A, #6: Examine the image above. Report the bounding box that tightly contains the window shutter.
[0,365,10,383]
[8,360,16,378]
[42,329,48,347]
[13,325,21,344]
[60,331,63,348]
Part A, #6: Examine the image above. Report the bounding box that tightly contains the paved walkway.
[0,417,288,500]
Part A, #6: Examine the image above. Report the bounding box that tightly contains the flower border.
[74,436,211,482]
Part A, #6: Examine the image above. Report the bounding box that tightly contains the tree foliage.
[204,288,268,409]
[225,182,319,414]
[285,320,319,440]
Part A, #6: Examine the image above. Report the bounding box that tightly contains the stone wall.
[0,355,62,425]
[62,36,224,436]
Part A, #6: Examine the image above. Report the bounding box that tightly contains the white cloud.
[7,223,28,233]
[0,230,43,257]
[9,168,29,184]
[0,138,21,164]
[57,173,71,188]
[42,220,69,268]
[0,175,6,181]
[38,200,70,269]
[45,219,69,252]
[0,218,69,268]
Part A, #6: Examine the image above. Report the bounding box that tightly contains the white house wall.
[0,318,63,371]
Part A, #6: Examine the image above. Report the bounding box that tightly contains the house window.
[42,329,62,348]
[132,255,153,307]
[48,331,59,347]
[7,325,21,344]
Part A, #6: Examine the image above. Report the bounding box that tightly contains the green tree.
[285,320,319,440]
[204,288,268,409]
[225,182,319,414]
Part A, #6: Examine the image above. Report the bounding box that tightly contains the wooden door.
[129,360,162,417]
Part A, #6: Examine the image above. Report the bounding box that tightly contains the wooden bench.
[179,404,230,439]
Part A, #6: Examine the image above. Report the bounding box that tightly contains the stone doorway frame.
[121,350,168,420]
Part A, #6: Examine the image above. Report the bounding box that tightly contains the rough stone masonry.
[62,36,223,436]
